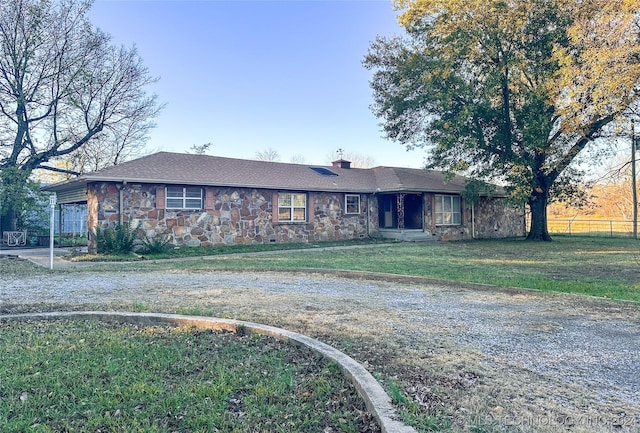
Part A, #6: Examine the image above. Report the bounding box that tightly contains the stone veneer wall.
[420,194,524,241]
[86,182,520,251]
[472,197,525,239]
[87,182,376,251]
[421,193,470,241]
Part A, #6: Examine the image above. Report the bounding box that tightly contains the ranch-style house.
[43,152,525,253]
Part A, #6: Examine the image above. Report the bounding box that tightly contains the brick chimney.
[331,159,351,169]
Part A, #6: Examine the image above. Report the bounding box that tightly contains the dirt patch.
[2,265,640,432]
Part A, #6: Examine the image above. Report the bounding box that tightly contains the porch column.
[397,193,405,230]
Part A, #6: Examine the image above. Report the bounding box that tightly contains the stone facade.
[86,181,523,252]
[421,194,524,240]
[379,193,524,241]
[87,182,378,252]
[471,197,525,239]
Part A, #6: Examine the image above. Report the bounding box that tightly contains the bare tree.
[289,154,307,164]
[0,0,161,224]
[254,148,281,162]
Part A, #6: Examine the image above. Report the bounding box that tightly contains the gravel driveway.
[1,261,639,432]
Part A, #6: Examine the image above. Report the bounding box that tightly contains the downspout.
[57,203,62,246]
[366,195,371,238]
[471,203,475,239]
[119,181,126,225]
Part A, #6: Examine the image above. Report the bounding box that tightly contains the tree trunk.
[527,188,552,241]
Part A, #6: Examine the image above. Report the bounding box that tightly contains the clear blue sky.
[90,0,426,168]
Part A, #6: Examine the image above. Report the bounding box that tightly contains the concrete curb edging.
[0,311,417,433]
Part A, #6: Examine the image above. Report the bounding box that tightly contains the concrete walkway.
[0,243,391,269]
[0,246,81,268]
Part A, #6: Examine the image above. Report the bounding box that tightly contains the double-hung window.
[278,193,307,222]
[435,195,461,225]
[166,186,203,209]
[345,194,361,214]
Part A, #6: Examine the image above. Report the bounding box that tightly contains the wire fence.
[548,218,638,238]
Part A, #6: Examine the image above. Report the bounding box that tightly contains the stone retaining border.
[0,311,417,433]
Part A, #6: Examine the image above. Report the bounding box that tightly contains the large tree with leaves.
[365,0,640,240]
[0,0,160,229]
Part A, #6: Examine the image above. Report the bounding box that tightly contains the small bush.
[96,221,139,255]
[139,232,172,254]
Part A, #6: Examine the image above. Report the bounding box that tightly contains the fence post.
[610,220,613,238]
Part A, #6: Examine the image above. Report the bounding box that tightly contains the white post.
[49,194,57,270]
[632,120,638,240]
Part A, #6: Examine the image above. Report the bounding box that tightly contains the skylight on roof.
[310,166,338,176]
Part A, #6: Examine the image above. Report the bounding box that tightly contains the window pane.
[276,193,306,221]
[346,195,360,213]
[293,208,306,221]
[278,193,292,207]
[452,197,461,224]
[435,195,461,226]
[292,194,306,207]
[185,199,202,208]
[167,198,183,208]
[279,208,292,221]
[185,188,202,198]
[167,187,183,198]
[435,197,443,213]
[443,197,452,212]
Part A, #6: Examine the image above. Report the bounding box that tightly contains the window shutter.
[308,194,315,221]
[272,192,279,222]
[205,188,215,210]
[156,186,166,210]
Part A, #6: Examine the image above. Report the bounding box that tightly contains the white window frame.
[166,186,203,209]
[435,195,461,226]
[278,193,307,222]
[345,194,361,214]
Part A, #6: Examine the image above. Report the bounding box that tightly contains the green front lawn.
[0,319,373,433]
[160,236,640,303]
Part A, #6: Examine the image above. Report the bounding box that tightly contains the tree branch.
[37,165,81,176]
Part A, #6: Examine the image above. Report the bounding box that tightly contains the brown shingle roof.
[45,151,500,196]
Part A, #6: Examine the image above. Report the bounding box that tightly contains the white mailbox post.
[49,194,57,269]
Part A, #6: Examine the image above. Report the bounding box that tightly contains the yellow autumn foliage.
[552,0,640,132]
[394,0,640,132]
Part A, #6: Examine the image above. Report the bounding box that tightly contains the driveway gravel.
[1,259,639,432]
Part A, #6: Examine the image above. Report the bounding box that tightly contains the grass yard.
[0,319,378,433]
[149,236,640,303]
[45,236,640,302]
[2,236,639,433]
